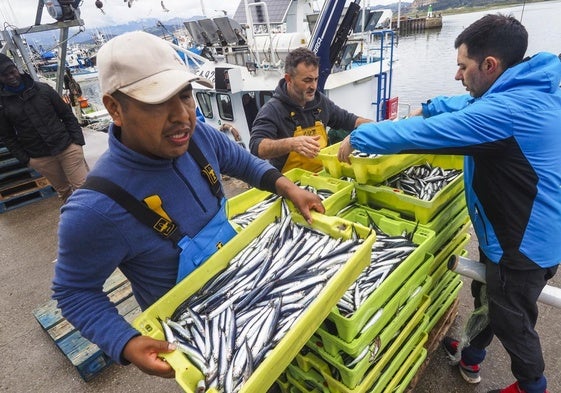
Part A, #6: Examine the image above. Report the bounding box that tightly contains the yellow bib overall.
[282,120,328,173]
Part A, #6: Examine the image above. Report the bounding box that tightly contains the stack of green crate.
[352,155,469,333]
[132,203,377,393]
[277,153,471,392]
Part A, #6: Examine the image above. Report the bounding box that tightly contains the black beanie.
[0,54,16,73]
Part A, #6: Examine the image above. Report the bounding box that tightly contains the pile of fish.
[337,227,417,318]
[161,203,365,392]
[384,162,462,201]
[230,184,335,229]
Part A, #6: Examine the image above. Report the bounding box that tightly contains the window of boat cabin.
[196,92,213,118]
[259,91,274,108]
[217,93,234,121]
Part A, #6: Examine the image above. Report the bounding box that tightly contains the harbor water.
[392,0,561,108]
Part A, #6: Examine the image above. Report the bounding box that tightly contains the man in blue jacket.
[338,14,561,393]
[52,31,325,378]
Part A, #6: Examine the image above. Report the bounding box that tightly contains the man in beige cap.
[52,31,324,378]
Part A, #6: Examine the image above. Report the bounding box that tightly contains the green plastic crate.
[366,190,467,243]
[295,303,430,393]
[355,155,464,224]
[132,203,376,393]
[314,255,432,358]
[226,167,312,219]
[317,142,423,185]
[290,171,356,216]
[338,203,470,258]
[431,234,470,282]
[324,209,435,342]
[317,142,356,179]
[286,364,328,393]
[429,230,471,278]
[383,343,427,393]
[350,152,424,185]
[370,330,428,393]
[306,281,431,389]
[425,275,463,333]
[227,167,354,219]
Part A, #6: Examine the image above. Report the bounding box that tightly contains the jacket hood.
[272,78,323,111]
[487,52,561,96]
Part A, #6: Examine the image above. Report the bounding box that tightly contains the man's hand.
[408,107,423,117]
[291,135,322,158]
[275,177,325,224]
[122,335,176,378]
[337,135,354,164]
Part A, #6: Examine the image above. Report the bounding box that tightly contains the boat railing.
[168,41,212,72]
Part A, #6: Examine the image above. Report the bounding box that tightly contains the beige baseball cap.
[97,30,213,104]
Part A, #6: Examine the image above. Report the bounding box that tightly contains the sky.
[0,0,398,30]
[0,0,242,29]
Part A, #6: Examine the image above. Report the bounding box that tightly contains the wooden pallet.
[33,269,141,381]
[0,166,42,186]
[0,156,26,172]
[0,177,56,213]
[405,297,459,393]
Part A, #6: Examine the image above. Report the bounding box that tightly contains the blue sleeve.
[52,200,140,364]
[351,96,513,155]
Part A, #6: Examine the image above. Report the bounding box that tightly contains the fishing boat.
[172,0,398,150]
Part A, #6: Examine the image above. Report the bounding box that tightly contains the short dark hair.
[455,14,528,69]
[284,47,319,75]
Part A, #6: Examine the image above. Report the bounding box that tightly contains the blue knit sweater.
[52,121,278,363]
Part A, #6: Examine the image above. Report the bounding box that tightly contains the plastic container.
[431,234,470,281]
[425,275,463,333]
[317,142,422,185]
[226,167,355,219]
[355,155,464,224]
[368,190,467,240]
[338,203,470,258]
[326,209,435,342]
[294,305,430,393]
[369,330,428,393]
[132,202,376,393]
[317,142,356,179]
[350,152,423,185]
[314,255,432,358]
[306,279,431,389]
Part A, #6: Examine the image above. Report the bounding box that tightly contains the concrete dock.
[1,128,559,392]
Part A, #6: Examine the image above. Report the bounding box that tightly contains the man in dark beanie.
[0,53,89,202]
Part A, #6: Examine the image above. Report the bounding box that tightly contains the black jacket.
[0,73,85,164]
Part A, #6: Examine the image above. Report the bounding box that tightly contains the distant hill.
[23,16,201,48]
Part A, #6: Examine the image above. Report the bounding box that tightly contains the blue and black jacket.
[351,52,561,270]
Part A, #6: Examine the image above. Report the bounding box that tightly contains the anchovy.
[164,201,364,391]
[384,162,462,200]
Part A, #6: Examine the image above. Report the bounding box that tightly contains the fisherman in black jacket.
[0,53,88,203]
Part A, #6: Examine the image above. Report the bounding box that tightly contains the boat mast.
[0,0,84,94]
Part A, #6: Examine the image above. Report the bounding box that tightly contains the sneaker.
[487,381,549,393]
[443,336,460,364]
[458,360,481,384]
[442,336,481,384]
